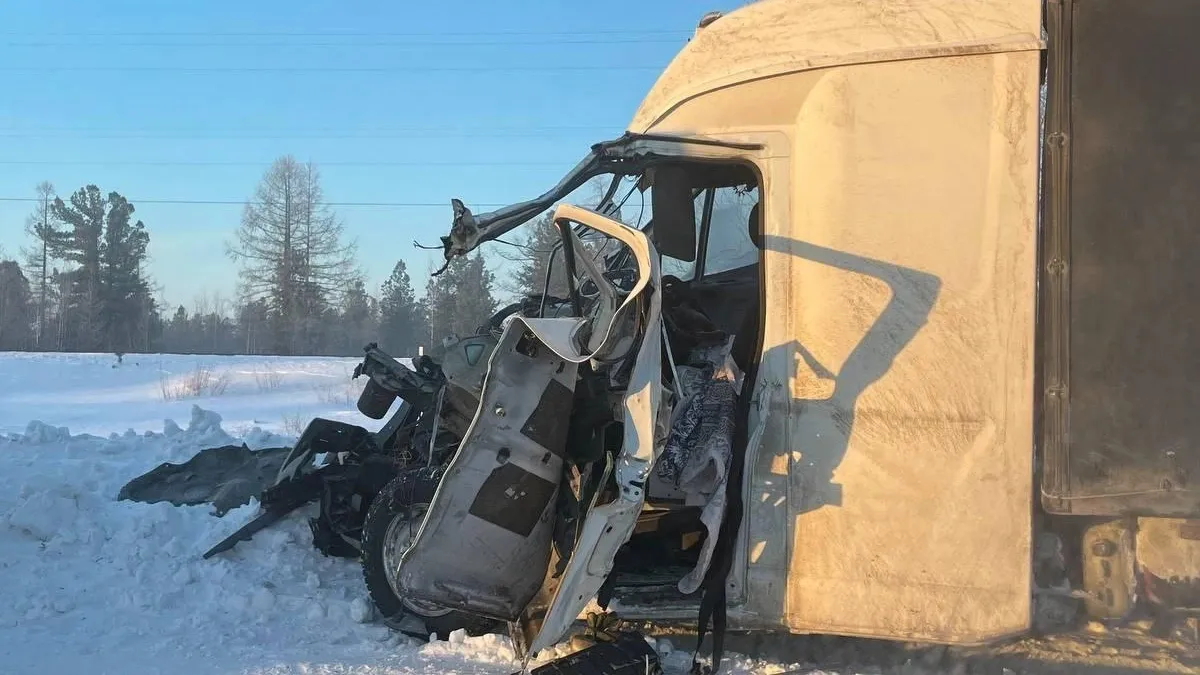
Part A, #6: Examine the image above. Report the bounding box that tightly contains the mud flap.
[395,323,580,621]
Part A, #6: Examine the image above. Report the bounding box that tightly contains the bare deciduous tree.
[226,156,357,355]
[21,181,59,348]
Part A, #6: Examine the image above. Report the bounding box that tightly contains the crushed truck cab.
[420,0,1047,653]
[184,0,1200,670]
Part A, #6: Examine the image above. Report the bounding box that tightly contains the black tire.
[360,470,499,640]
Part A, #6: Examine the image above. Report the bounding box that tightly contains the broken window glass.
[703,185,760,276]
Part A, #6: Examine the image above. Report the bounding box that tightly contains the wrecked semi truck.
[394,0,1200,656]
[177,0,1200,670]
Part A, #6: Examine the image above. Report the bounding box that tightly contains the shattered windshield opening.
[489,170,649,322]
[434,132,755,263]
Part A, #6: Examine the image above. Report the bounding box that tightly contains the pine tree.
[163,305,191,353]
[236,299,271,355]
[424,252,498,343]
[0,260,34,350]
[504,210,610,303]
[423,260,460,345]
[501,176,622,302]
[339,277,377,355]
[378,260,427,356]
[50,185,106,350]
[457,252,498,333]
[508,213,572,299]
[99,193,153,352]
[45,186,154,353]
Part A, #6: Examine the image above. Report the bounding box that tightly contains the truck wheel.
[360,471,499,640]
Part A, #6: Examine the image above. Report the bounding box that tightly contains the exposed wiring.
[492,237,558,256]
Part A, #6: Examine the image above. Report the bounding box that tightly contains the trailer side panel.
[1042,0,1200,516]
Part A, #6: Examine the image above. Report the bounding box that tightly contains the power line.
[0,134,595,140]
[0,123,609,131]
[0,196,508,208]
[0,29,691,37]
[3,37,686,47]
[0,127,617,140]
[0,64,660,73]
[0,159,571,167]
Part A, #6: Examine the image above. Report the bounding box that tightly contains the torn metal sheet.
[526,215,664,658]
[117,444,292,517]
[393,323,581,621]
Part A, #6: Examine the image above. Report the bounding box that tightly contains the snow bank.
[0,351,402,439]
[0,353,801,674]
[0,400,532,674]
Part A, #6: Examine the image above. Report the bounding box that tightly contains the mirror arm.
[557,221,584,318]
[441,152,609,260]
[539,240,565,318]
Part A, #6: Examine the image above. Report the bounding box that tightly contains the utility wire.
[0,128,617,140]
[0,134,597,140]
[0,64,660,73]
[3,37,686,47]
[0,123,608,132]
[0,160,572,167]
[0,196,508,208]
[0,29,692,37]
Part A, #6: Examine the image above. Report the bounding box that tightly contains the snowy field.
[0,352,805,675]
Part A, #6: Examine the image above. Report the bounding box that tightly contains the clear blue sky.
[0,0,747,313]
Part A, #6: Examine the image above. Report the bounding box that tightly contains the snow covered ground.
[0,352,806,675]
[0,351,383,440]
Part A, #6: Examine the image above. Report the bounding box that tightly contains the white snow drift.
[0,352,806,674]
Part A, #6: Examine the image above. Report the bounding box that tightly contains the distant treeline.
[0,156,578,358]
